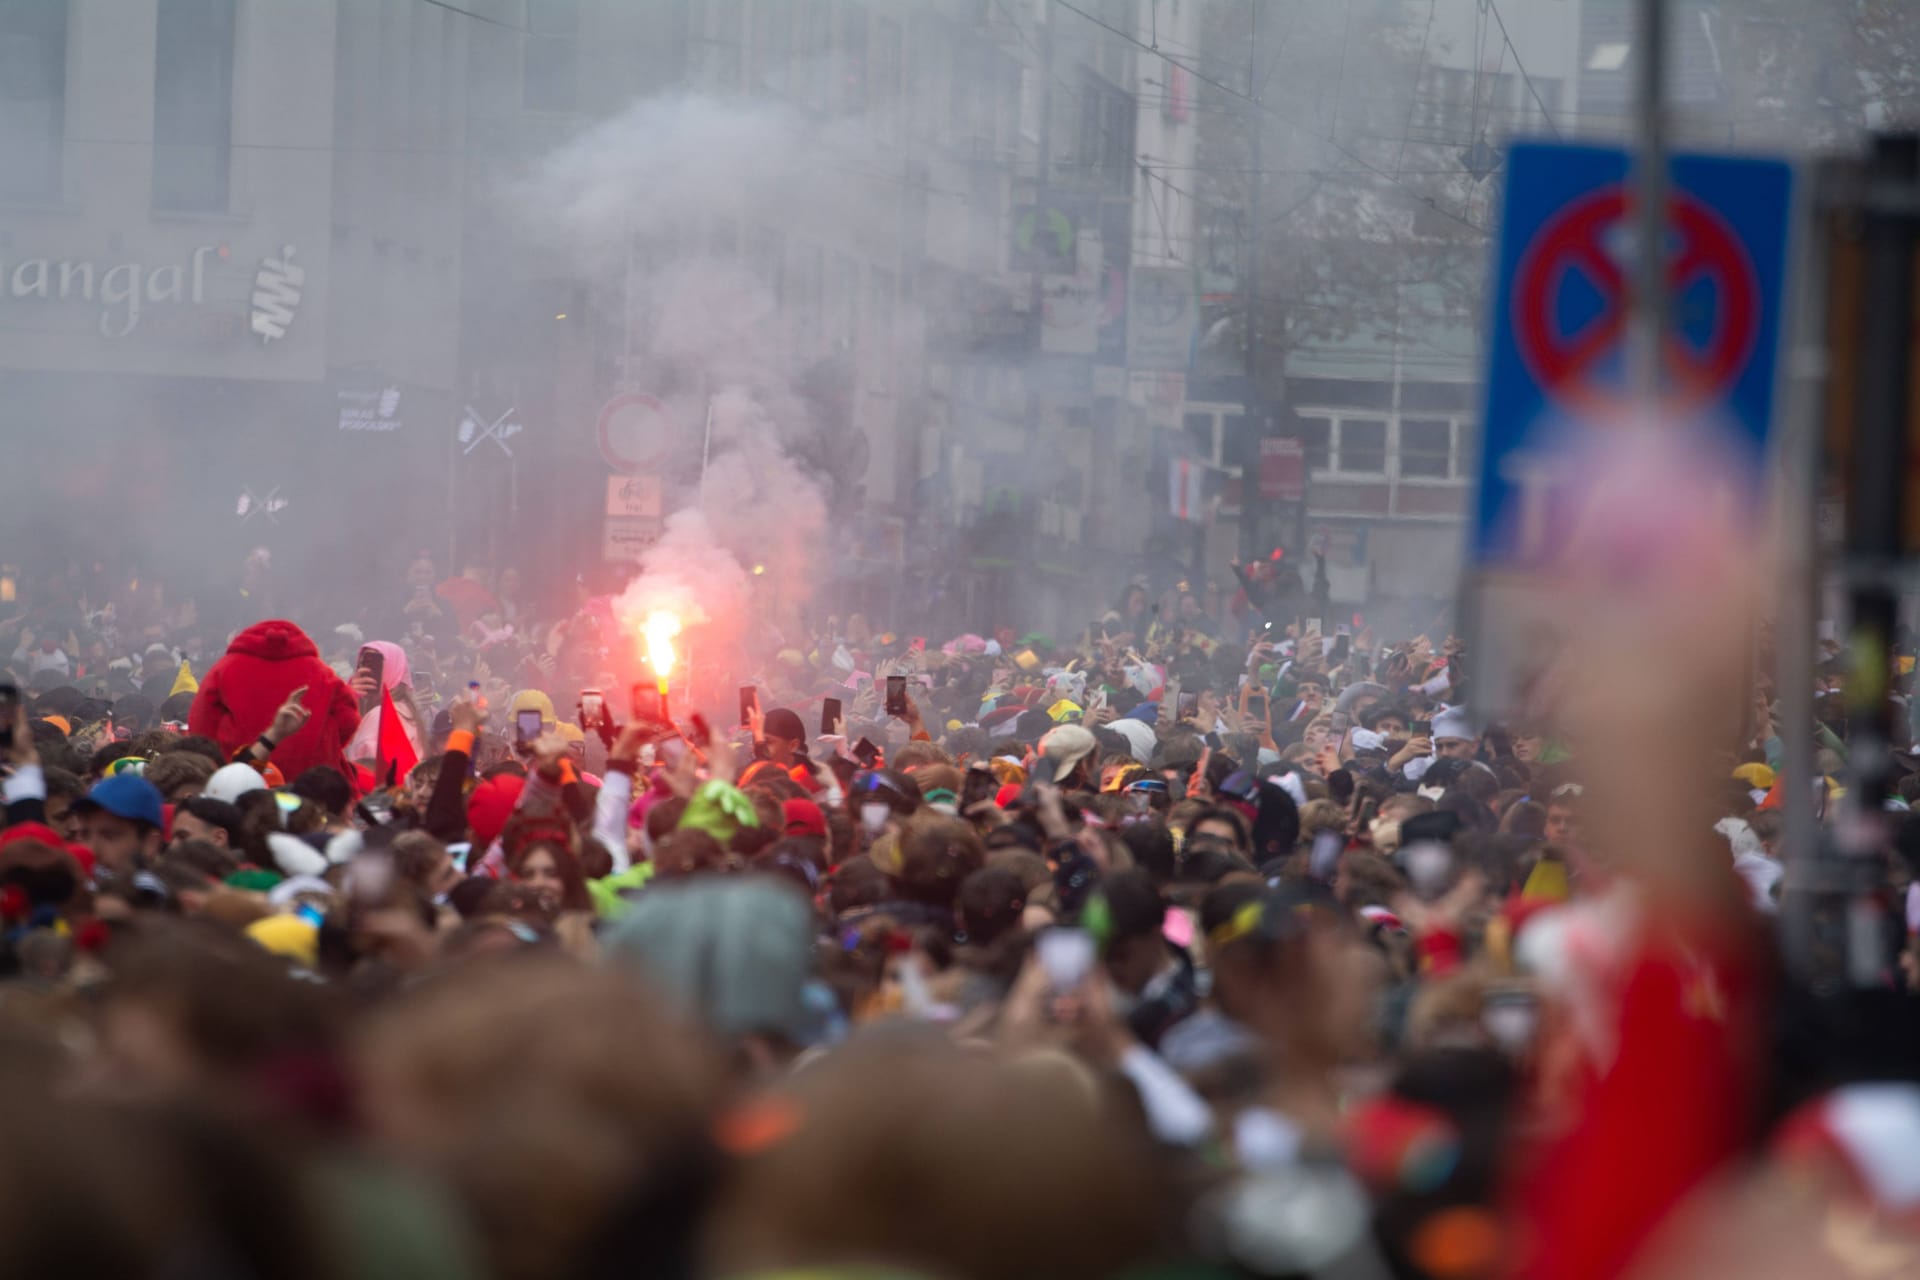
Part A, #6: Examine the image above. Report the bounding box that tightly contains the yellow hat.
[169,659,199,697]
[1732,763,1775,790]
[555,722,585,745]
[245,914,318,969]
[1047,699,1083,722]
[509,689,557,728]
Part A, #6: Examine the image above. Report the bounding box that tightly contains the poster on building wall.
[1258,437,1304,501]
[1040,271,1101,354]
[1127,266,1194,371]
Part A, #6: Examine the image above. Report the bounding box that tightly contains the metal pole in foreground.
[1778,166,1834,983]
[1629,0,1669,406]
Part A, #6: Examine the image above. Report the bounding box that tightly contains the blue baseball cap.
[76,773,165,829]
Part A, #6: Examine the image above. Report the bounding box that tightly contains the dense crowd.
[4,540,1920,1280]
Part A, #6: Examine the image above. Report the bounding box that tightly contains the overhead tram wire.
[1394,0,1438,176]
[414,0,532,34]
[1485,0,1565,139]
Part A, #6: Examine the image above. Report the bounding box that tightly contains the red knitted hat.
[466,774,525,848]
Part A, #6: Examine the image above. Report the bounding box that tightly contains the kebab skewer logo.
[249,245,304,343]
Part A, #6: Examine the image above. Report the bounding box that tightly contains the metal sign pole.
[1630,0,1669,407]
[1779,165,1835,981]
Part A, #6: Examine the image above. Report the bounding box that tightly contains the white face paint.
[860,802,891,835]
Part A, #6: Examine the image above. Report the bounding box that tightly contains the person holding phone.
[346,640,426,764]
[506,689,558,747]
[754,705,811,768]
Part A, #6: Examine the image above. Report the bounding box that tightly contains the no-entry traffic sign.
[597,391,676,475]
[1471,143,1794,570]
[1512,187,1759,408]
[1464,141,1796,716]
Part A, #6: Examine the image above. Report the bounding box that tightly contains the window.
[152,0,233,212]
[840,5,866,113]
[749,0,790,96]
[800,1,831,108]
[1299,416,1331,472]
[949,43,974,134]
[748,225,784,301]
[1336,418,1386,474]
[871,17,900,139]
[691,0,742,91]
[524,0,579,112]
[833,252,859,346]
[868,267,893,390]
[1183,411,1215,462]
[1219,413,1245,462]
[1455,420,1480,477]
[1399,418,1452,479]
[0,0,66,203]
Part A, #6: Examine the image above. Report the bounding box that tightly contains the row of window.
[1181,407,1478,482]
[1297,412,1479,481]
[0,0,235,211]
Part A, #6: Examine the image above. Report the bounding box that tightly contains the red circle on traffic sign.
[1512,185,1760,412]
[596,391,675,474]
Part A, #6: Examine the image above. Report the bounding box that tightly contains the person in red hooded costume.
[187,620,360,781]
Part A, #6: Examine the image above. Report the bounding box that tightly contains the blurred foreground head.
[705,1026,1162,1280]
[603,875,829,1069]
[354,953,721,1280]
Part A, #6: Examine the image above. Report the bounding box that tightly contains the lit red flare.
[642,610,682,690]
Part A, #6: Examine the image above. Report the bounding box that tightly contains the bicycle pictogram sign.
[1512,185,1760,412]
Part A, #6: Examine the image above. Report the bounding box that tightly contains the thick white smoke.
[516,95,844,669]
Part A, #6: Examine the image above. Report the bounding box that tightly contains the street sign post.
[597,391,676,475]
[1464,141,1796,714]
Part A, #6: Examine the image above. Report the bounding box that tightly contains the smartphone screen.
[739,685,758,727]
[1178,692,1199,719]
[357,646,385,712]
[515,709,542,744]
[578,690,604,729]
[1330,634,1351,664]
[853,737,881,768]
[1036,927,1095,991]
[632,683,668,727]
[0,681,16,751]
[821,697,843,737]
[687,713,712,750]
[1411,718,1432,737]
[885,674,909,717]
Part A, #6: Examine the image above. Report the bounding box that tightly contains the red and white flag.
[1169,458,1208,522]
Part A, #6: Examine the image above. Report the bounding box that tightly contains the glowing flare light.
[642,610,682,690]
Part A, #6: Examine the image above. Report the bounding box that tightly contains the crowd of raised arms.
[3,541,1920,1280]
